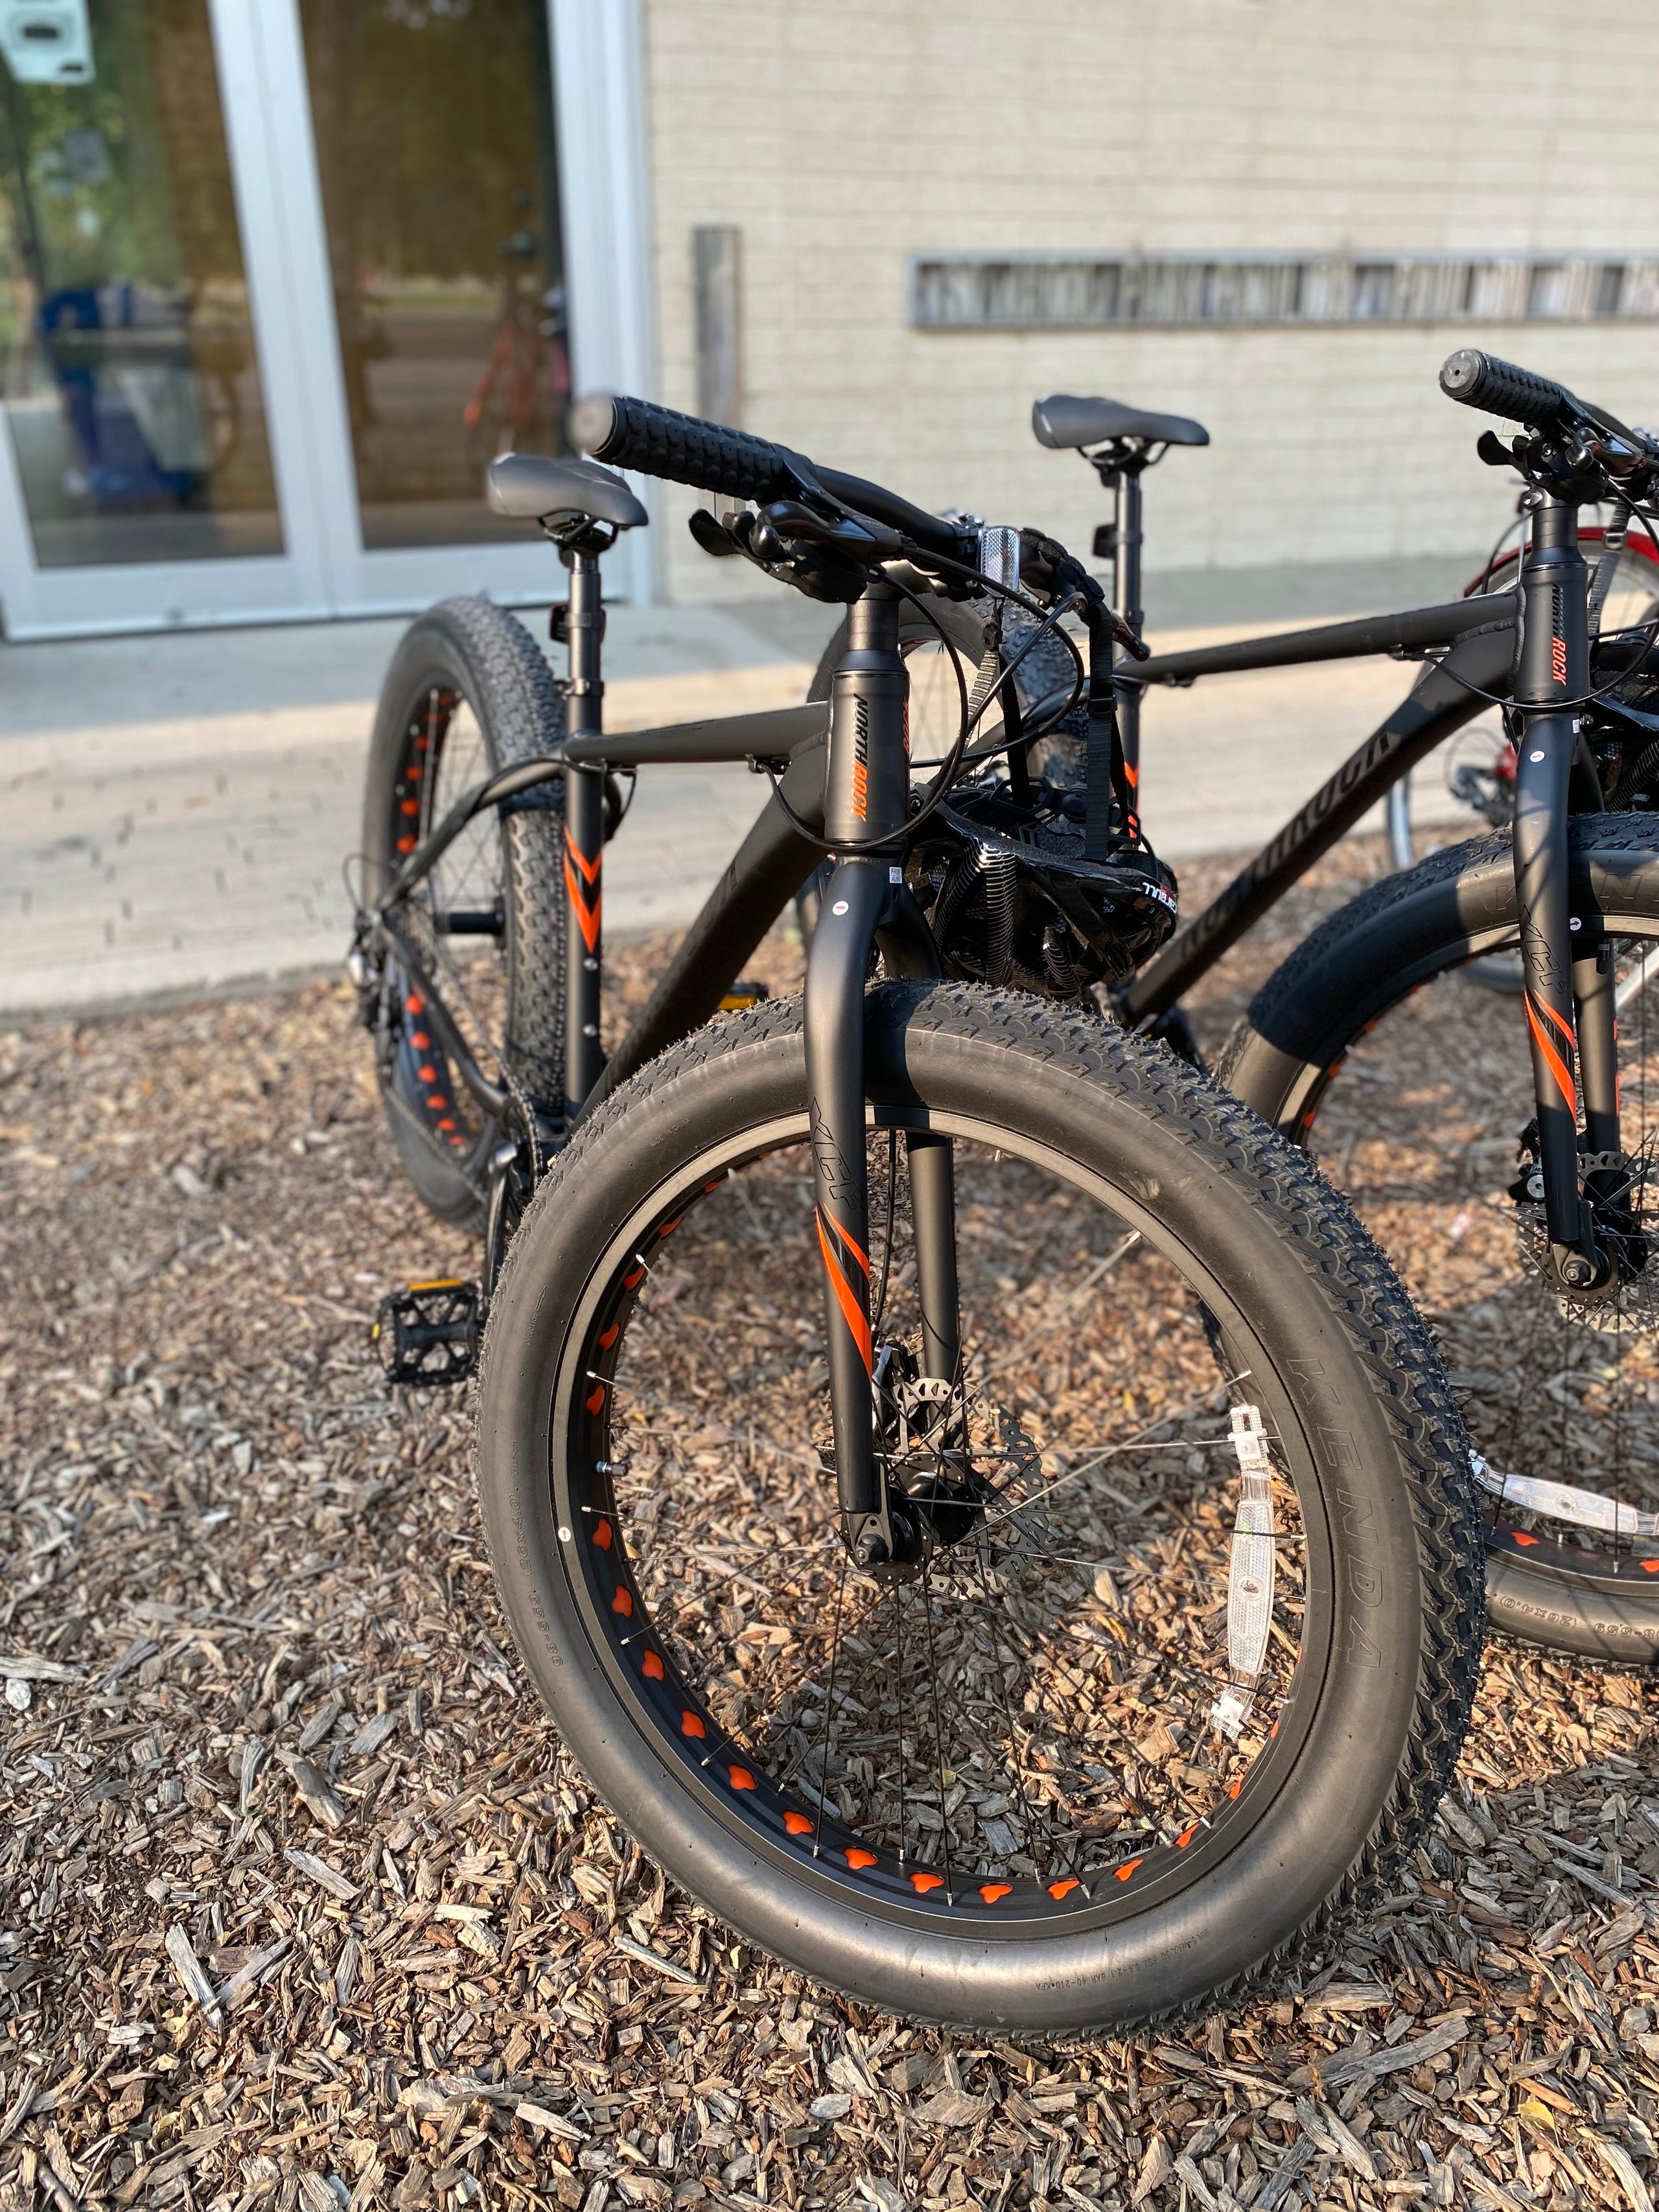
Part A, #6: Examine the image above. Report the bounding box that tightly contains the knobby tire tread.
[1216,816,1659,1666]
[480,983,1482,2031]
[364,598,566,1220]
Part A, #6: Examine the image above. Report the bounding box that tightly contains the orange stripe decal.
[564,828,601,885]
[1524,993,1577,1111]
[564,857,602,953]
[816,1213,872,1373]
[1115,1858,1144,1881]
[1535,994,1574,1042]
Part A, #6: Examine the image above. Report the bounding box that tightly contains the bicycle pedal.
[372,1278,483,1387]
[718,977,771,1012]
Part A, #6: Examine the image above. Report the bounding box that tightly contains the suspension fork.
[563,547,606,1119]
[804,582,960,1568]
[1512,493,1604,1285]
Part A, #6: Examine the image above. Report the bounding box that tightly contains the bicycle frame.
[383,553,958,1557]
[1120,593,1518,1021]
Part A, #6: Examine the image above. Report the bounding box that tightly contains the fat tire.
[1218,815,1659,1662]
[362,597,566,1223]
[477,985,1481,2030]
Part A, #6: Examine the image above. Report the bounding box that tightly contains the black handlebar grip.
[1439,349,1577,431]
[569,394,801,505]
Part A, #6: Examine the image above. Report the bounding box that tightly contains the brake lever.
[752,498,899,559]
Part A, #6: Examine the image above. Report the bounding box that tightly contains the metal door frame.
[0,0,655,640]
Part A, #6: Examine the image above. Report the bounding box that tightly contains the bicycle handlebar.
[570,393,798,505]
[1439,349,1579,431]
[1439,348,1656,469]
[569,393,969,563]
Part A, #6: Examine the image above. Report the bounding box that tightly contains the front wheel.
[1220,817,1659,1662]
[477,985,1480,2030]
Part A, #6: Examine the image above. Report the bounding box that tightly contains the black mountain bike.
[1217,355,1659,1666]
[353,399,1479,2031]
[804,371,1659,1667]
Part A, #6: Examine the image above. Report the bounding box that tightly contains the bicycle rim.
[547,1110,1333,1928]
[383,681,511,1165]
[1310,922,1659,1595]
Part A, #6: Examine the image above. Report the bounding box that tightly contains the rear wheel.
[478,985,1481,2029]
[1221,817,1659,1661]
[361,597,566,1223]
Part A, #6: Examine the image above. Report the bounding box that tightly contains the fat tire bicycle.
[353,401,1481,2030]
[359,363,1659,1668]
[1216,353,1659,1665]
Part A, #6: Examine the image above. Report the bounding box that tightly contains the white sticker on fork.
[1211,1404,1276,1742]
[1470,1451,1659,1539]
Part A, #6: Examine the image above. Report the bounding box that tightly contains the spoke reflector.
[1210,1404,1277,1741]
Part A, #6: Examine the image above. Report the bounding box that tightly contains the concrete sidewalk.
[0,558,1490,1021]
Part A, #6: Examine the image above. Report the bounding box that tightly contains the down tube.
[1124,622,1516,1023]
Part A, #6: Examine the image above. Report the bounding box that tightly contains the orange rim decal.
[597,1322,620,1351]
[623,1266,645,1290]
[592,1518,613,1551]
[680,1712,705,1738]
[910,1871,944,1892]
[728,1767,756,1791]
[585,1382,606,1414]
[1513,1531,1539,1547]
[979,1883,1012,1903]
[611,1588,633,1618]
[1643,1560,1659,1573]
[1114,1858,1144,1881]
[642,1651,664,1680]
[1047,1878,1080,1900]
[783,1811,813,1835]
[1176,1827,1198,1849]
[844,1847,877,1869]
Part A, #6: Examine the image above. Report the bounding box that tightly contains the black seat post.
[1106,451,1146,822]
[563,546,606,1116]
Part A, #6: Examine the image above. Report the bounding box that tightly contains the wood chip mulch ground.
[3,839,1658,2212]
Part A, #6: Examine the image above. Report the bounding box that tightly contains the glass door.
[259,0,610,617]
[0,0,331,635]
[299,0,569,553]
[0,0,654,636]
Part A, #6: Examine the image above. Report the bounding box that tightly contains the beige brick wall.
[634,0,1659,605]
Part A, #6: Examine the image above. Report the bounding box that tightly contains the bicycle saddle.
[486,452,648,529]
[1031,394,1209,450]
